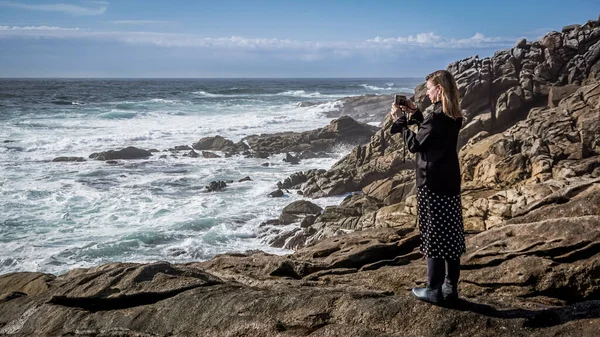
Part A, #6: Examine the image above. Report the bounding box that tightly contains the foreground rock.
[1,199,599,336]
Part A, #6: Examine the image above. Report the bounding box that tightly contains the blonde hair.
[426,70,462,119]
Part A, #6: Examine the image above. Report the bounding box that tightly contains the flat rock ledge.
[1,207,599,336]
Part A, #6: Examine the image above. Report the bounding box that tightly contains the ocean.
[0,78,420,275]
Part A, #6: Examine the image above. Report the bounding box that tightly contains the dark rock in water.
[283,152,300,164]
[239,176,252,182]
[89,147,152,160]
[52,157,85,162]
[172,145,193,151]
[148,148,160,153]
[193,135,248,154]
[245,151,269,159]
[3,140,16,143]
[105,160,119,165]
[202,151,221,158]
[193,135,233,150]
[184,150,199,158]
[159,155,167,159]
[296,101,321,107]
[205,181,228,192]
[269,189,284,198]
[261,162,270,167]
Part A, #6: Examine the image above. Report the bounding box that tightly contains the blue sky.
[0,0,598,78]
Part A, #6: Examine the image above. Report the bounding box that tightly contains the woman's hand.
[390,103,401,121]
[399,100,417,113]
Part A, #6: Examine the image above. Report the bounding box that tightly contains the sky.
[0,0,598,78]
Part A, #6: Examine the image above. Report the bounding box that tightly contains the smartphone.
[394,94,408,106]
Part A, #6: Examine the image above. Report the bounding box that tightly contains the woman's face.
[426,80,441,102]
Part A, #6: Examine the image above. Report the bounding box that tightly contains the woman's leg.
[412,257,444,303]
[427,257,445,289]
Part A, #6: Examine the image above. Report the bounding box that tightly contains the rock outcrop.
[242,116,379,159]
[274,19,600,248]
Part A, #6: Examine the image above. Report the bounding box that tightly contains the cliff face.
[2,19,600,337]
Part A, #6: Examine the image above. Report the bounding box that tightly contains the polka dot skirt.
[417,187,466,260]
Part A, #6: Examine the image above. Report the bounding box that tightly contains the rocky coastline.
[2,17,600,336]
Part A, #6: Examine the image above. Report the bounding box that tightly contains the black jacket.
[390,102,462,196]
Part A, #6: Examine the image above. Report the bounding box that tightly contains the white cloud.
[0,25,80,30]
[0,1,108,16]
[0,25,519,60]
[111,20,170,25]
[367,32,515,49]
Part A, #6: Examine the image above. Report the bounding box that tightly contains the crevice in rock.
[48,282,219,312]
[463,240,593,270]
[519,287,600,305]
[461,279,533,288]
[552,241,600,263]
[359,251,422,271]
[531,240,592,260]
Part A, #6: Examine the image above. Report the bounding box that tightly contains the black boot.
[412,258,445,304]
[412,286,442,304]
[441,283,458,301]
[443,259,461,301]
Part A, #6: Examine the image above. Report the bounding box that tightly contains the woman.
[389,70,465,304]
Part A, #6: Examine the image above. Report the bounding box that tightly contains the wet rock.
[269,189,284,198]
[283,152,300,164]
[52,157,85,162]
[171,145,193,151]
[184,150,199,158]
[202,151,221,158]
[205,181,228,192]
[89,146,152,160]
[193,135,248,154]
